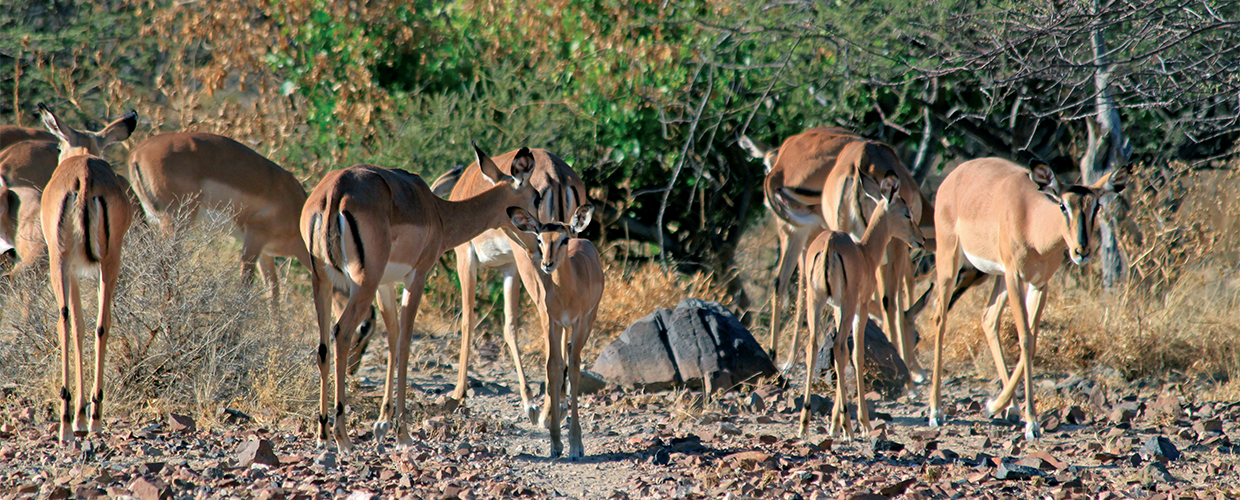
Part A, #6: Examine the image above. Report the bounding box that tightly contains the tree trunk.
[1081,4,1131,288]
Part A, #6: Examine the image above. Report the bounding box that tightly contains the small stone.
[218,408,253,425]
[1109,407,1135,424]
[1141,462,1178,484]
[747,393,766,413]
[1139,436,1180,462]
[869,437,904,453]
[648,448,670,465]
[1062,405,1087,424]
[128,476,171,500]
[878,478,915,497]
[995,462,1041,481]
[139,462,165,476]
[315,451,337,469]
[718,422,742,436]
[236,438,280,468]
[1193,418,1223,435]
[167,414,196,433]
[757,434,778,445]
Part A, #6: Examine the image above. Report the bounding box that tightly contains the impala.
[0,125,55,152]
[301,144,536,452]
[36,103,136,442]
[795,172,923,439]
[928,158,1126,440]
[507,204,604,459]
[128,132,312,306]
[434,148,586,423]
[0,180,44,277]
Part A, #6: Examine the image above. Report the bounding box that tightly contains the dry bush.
[0,211,319,427]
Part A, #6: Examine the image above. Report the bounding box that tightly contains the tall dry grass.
[0,211,319,427]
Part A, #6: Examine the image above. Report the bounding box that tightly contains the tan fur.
[301,145,538,452]
[128,132,310,305]
[798,175,923,439]
[508,205,604,459]
[0,125,56,152]
[741,127,861,367]
[436,148,586,423]
[0,140,60,188]
[36,104,135,442]
[928,157,1126,440]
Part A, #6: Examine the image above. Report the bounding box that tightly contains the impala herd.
[0,106,1126,458]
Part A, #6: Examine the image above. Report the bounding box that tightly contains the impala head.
[38,102,138,164]
[0,177,19,258]
[865,174,925,250]
[507,204,593,274]
[738,135,779,173]
[1031,163,1128,265]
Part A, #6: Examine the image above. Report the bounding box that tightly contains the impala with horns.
[928,158,1126,440]
[508,204,603,459]
[794,172,924,439]
[301,143,536,452]
[431,147,586,423]
[36,103,136,442]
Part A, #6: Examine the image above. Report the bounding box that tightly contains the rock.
[218,408,253,425]
[315,451,338,469]
[1194,418,1223,435]
[1140,462,1178,484]
[995,462,1041,481]
[128,476,172,500]
[878,478,915,497]
[167,414,195,433]
[814,317,911,399]
[719,422,742,436]
[1139,436,1180,462]
[1062,405,1087,424]
[576,370,607,395]
[139,462,166,476]
[869,437,904,453]
[591,299,776,393]
[236,439,279,468]
[725,450,772,470]
[648,448,670,465]
[1109,407,1135,424]
[746,392,766,413]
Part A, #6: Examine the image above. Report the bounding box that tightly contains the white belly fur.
[472,234,516,269]
[963,250,1006,275]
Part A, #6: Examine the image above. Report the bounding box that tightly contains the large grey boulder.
[814,317,911,399]
[591,299,776,393]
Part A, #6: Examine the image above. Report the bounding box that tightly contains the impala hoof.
[1024,421,1043,441]
[909,369,928,385]
[525,404,540,425]
[568,447,584,461]
[89,420,103,433]
[928,408,945,427]
[373,421,391,441]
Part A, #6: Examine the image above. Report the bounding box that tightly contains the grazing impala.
[507,204,604,459]
[0,179,45,277]
[434,148,586,423]
[928,158,1126,440]
[301,144,536,452]
[36,103,136,442]
[128,133,312,305]
[796,173,924,439]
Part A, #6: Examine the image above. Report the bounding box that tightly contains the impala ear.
[473,141,507,185]
[509,147,535,186]
[506,206,540,233]
[569,204,594,234]
[1030,163,1060,195]
[1093,165,1128,194]
[879,174,900,201]
[100,109,138,145]
[38,102,74,145]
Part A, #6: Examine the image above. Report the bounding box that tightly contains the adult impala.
[434,148,586,422]
[0,125,55,152]
[508,204,604,459]
[796,172,923,439]
[928,158,1126,440]
[128,132,312,305]
[36,103,136,442]
[301,144,536,452]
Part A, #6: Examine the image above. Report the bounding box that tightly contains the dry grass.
[0,211,319,427]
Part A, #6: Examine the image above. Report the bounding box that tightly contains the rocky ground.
[2,331,1239,500]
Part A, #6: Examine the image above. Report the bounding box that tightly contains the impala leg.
[391,272,426,447]
[928,235,960,427]
[798,282,824,438]
[372,285,399,441]
[258,253,279,307]
[887,245,922,383]
[544,322,566,458]
[848,309,871,435]
[453,246,477,401]
[499,268,536,423]
[981,278,1010,384]
[89,260,120,433]
[829,306,852,439]
[786,257,807,373]
[988,273,1041,439]
[309,258,336,449]
[50,258,74,442]
[330,282,378,453]
[67,272,88,435]
[567,321,588,460]
[769,223,808,366]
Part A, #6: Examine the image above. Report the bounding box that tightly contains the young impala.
[507,204,604,459]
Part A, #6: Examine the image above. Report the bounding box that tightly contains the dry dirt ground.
[2,328,1239,500]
